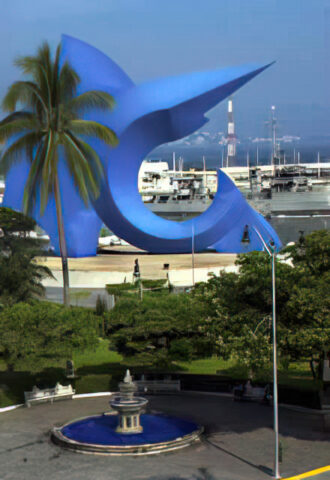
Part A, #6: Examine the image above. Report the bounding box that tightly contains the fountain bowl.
[51,413,203,456]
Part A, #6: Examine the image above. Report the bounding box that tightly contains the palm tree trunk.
[54,174,70,306]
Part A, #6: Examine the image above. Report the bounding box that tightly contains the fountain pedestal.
[109,370,148,434]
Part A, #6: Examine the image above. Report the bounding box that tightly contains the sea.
[146,142,330,169]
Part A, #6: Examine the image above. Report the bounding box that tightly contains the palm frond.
[68,90,116,112]
[0,132,42,175]
[65,131,104,182]
[2,81,48,115]
[52,44,61,106]
[22,141,47,215]
[62,137,90,204]
[69,119,118,146]
[40,131,55,210]
[59,61,80,103]
[62,133,102,202]
[0,111,36,124]
[0,117,39,143]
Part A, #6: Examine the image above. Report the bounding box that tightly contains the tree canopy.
[192,230,330,377]
[0,207,52,305]
[106,293,211,366]
[0,301,99,370]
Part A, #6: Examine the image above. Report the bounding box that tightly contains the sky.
[0,0,329,138]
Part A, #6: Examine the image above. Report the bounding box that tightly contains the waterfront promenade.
[39,248,238,289]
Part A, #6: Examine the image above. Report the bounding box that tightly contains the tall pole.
[253,229,280,480]
[192,222,195,286]
[271,106,276,176]
[256,146,259,166]
[272,245,280,479]
[54,174,70,306]
[203,155,207,190]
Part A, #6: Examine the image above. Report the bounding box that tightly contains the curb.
[0,392,113,413]
[282,466,330,480]
[0,404,24,413]
[73,392,112,399]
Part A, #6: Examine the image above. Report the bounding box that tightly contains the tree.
[107,294,209,367]
[0,207,52,305]
[284,230,330,277]
[281,230,330,376]
[193,233,330,379]
[0,42,118,306]
[192,253,295,378]
[0,301,99,371]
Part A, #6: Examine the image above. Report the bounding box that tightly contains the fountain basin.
[52,413,203,455]
[110,395,148,413]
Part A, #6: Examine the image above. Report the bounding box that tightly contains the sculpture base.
[52,413,203,456]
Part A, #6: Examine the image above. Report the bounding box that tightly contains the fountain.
[109,370,148,434]
[52,370,203,455]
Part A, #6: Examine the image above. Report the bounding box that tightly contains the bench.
[233,384,269,403]
[24,383,75,407]
[135,379,181,394]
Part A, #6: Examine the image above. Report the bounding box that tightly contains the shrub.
[0,301,99,370]
[169,339,194,361]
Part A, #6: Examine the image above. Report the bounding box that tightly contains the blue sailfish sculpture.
[4,35,281,256]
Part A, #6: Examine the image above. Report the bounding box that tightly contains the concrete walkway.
[0,393,329,480]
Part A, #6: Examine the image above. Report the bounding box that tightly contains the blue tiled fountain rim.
[61,414,199,446]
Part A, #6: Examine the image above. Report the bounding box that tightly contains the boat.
[139,160,330,243]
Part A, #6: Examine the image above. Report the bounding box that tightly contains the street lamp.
[242,226,281,479]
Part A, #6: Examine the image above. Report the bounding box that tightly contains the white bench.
[233,385,267,402]
[135,379,181,394]
[24,383,75,407]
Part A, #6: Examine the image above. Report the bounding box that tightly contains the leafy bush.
[106,283,137,296]
[169,339,193,361]
[0,302,99,370]
[106,293,207,366]
[95,294,107,316]
[0,207,53,305]
[140,279,167,289]
[106,279,169,299]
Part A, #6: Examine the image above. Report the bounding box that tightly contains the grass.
[177,356,316,390]
[73,339,122,369]
[0,339,318,408]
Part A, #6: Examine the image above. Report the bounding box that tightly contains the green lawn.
[73,339,122,369]
[177,356,316,390]
[0,339,317,408]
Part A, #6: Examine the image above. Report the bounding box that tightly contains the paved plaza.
[0,393,329,480]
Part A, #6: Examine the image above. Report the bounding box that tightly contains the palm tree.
[0,42,118,306]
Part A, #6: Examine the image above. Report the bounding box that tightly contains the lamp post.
[252,227,280,480]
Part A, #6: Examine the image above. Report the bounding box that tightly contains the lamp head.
[241,225,250,244]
